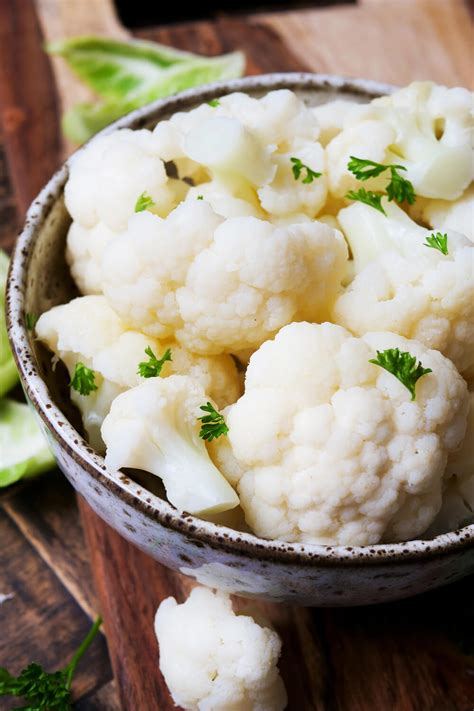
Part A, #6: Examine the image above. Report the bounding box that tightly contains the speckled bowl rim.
[6,72,474,567]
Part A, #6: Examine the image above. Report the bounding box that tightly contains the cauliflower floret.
[155,586,287,711]
[65,128,187,232]
[420,184,474,243]
[36,296,241,451]
[102,200,348,355]
[210,322,468,545]
[66,221,118,295]
[427,391,474,535]
[326,82,473,200]
[257,142,327,218]
[102,375,239,515]
[185,180,264,219]
[332,200,474,378]
[311,98,360,146]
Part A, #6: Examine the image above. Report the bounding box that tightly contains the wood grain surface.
[1,0,473,710]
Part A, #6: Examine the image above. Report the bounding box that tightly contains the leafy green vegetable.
[290,157,322,184]
[137,346,172,378]
[48,36,245,143]
[345,188,386,215]
[347,156,416,208]
[0,400,55,487]
[424,232,449,255]
[134,191,155,213]
[198,402,229,441]
[0,250,19,397]
[369,348,432,400]
[0,616,102,709]
[70,362,98,396]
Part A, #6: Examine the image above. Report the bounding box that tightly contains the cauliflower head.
[102,375,239,515]
[210,322,469,545]
[427,391,474,535]
[65,128,187,232]
[332,200,474,378]
[326,81,473,200]
[155,586,287,711]
[101,200,348,355]
[36,296,241,451]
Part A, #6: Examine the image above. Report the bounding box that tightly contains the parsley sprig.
[346,156,416,213]
[134,191,155,213]
[345,188,386,215]
[0,616,102,710]
[198,402,229,441]
[424,232,449,255]
[290,157,322,184]
[137,346,172,378]
[369,348,432,400]
[207,98,220,107]
[70,362,98,396]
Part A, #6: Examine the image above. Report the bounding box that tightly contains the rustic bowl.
[6,73,474,606]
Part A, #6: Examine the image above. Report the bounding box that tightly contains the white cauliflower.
[257,142,327,218]
[210,322,468,545]
[65,128,187,232]
[36,296,241,451]
[101,200,348,355]
[326,82,473,200]
[332,200,474,378]
[427,391,474,535]
[66,221,118,295]
[311,98,360,146]
[102,375,239,515]
[155,586,287,711]
[419,184,474,243]
[185,180,264,219]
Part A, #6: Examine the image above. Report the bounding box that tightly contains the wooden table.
[1,1,473,709]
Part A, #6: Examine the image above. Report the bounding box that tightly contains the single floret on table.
[210,322,469,546]
[101,200,348,355]
[332,200,474,379]
[36,296,241,452]
[155,586,287,711]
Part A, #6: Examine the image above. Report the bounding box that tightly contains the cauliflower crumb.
[155,586,287,711]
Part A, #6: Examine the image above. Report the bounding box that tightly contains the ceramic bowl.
[6,73,474,606]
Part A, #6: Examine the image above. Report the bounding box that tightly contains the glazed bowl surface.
[6,73,474,606]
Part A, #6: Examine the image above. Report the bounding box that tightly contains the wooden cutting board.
[0,1,473,710]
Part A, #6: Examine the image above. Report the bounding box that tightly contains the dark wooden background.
[1,0,473,709]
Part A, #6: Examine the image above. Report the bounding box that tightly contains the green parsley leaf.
[0,617,102,709]
[290,157,322,184]
[25,313,39,331]
[345,188,386,215]
[347,156,416,207]
[70,362,98,396]
[134,191,155,213]
[197,195,204,200]
[208,98,220,107]
[137,346,172,378]
[424,232,449,256]
[369,348,432,400]
[198,402,229,441]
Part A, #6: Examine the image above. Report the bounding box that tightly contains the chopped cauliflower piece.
[211,322,469,545]
[332,200,474,378]
[65,128,187,232]
[420,184,474,243]
[36,296,241,451]
[102,375,239,515]
[66,221,118,295]
[185,180,264,219]
[326,81,473,200]
[102,200,348,355]
[311,98,360,146]
[155,586,287,711]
